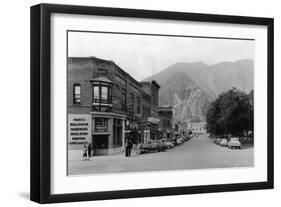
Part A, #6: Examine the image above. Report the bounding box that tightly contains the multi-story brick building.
[67,56,160,155]
[140,81,161,141]
[158,106,174,139]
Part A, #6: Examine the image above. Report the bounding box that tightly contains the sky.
[68,31,254,81]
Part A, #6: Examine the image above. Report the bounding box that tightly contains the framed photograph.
[30,3,274,203]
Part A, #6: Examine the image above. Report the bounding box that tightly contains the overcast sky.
[68,31,254,81]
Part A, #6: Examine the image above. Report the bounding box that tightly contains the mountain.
[144,59,254,123]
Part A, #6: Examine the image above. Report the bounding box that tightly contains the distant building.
[67,56,160,155]
[188,122,207,134]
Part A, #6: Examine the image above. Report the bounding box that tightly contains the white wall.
[0,0,279,206]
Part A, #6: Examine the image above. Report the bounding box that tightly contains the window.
[93,85,99,102]
[129,93,134,114]
[95,118,108,132]
[73,84,81,104]
[101,86,108,102]
[122,89,126,111]
[92,83,112,111]
[137,97,141,114]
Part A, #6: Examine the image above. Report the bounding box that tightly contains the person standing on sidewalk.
[125,139,129,157]
[87,143,92,161]
[82,145,87,161]
[128,139,133,157]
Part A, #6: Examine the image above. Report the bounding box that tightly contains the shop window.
[95,118,108,132]
[73,84,81,104]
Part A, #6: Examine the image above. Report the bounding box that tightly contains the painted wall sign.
[68,114,92,150]
[112,96,121,109]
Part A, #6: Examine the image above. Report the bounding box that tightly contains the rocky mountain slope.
[144,59,254,122]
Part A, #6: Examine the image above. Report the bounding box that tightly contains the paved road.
[68,134,253,175]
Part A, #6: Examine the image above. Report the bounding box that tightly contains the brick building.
[67,57,160,155]
[158,106,174,139]
[140,81,161,141]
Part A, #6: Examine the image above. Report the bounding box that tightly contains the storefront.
[147,117,160,141]
[91,112,127,155]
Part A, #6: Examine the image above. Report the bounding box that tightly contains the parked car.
[179,137,185,143]
[140,140,168,153]
[156,140,169,151]
[171,138,178,146]
[228,137,241,149]
[176,138,183,145]
[163,140,174,148]
[219,139,228,147]
[215,138,222,144]
[184,136,190,141]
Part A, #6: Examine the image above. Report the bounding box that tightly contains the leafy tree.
[206,88,253,139]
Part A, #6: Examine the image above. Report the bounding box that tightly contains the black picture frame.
[30,3,274,204]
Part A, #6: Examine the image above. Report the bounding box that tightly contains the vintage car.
[171,138,178,146]
[140,140,168,153]
[228,137,242,149]
[176,138,184,145]
[163,140,175,148]
[214,138,222,144]
[219,139,228,147]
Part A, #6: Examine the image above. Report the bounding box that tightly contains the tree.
[206,88,253,139]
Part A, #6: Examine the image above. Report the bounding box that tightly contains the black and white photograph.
[67,31,254,176]
[28,2,274,204]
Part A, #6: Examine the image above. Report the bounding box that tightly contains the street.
[68,134,253,175]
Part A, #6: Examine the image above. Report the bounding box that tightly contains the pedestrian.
[92,141,96,156]
[128,140,133,157]
[87,143,92,161]
[125,139,129,157]
[82,144,87,161]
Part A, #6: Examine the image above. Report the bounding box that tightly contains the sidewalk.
[68,149,140,161]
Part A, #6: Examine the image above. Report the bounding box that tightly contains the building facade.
[67,57,160,155]
[187,122,207,134]
[158,106,174,139]
[140,81,161,141]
